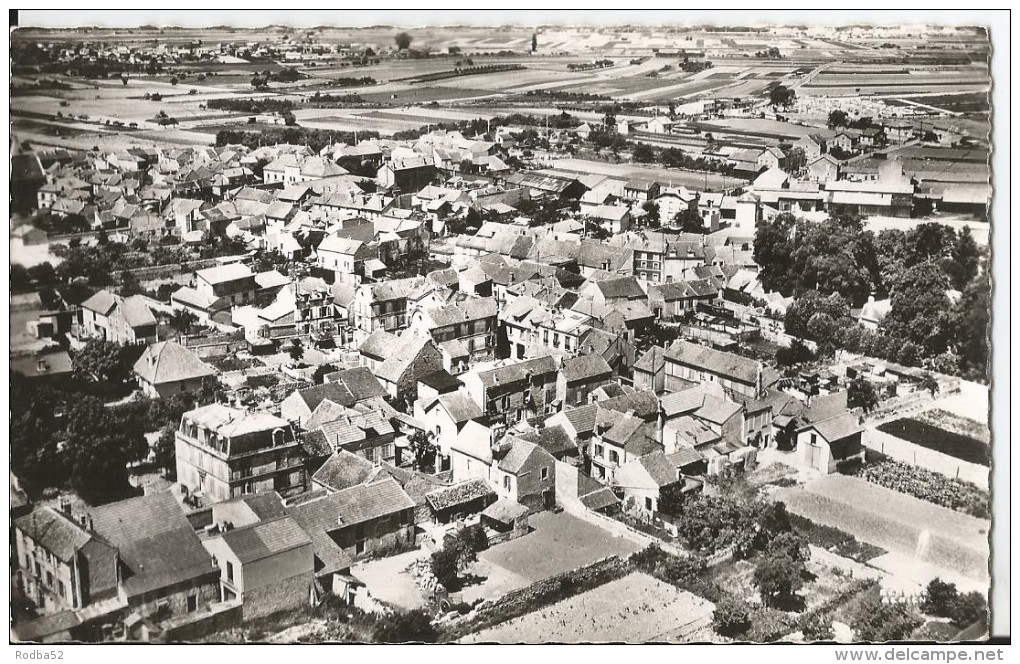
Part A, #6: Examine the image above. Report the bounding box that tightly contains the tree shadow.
[772,593,806,612]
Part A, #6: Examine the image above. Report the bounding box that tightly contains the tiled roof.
[560,404,598,435]
[665,340,765,386]
[89,492,214,598]
[560,353,612,384]
[638,451,680,488]
[437,391,484,424]
[806,413,864,443]
[497,438,544,474]
[14,507,94,562]
[221,516,311,564]
[133,341,216,386]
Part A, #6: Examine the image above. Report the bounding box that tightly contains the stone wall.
[242,573,310,622]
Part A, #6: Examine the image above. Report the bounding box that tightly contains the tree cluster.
[758,214,987,379]
[920,578,988,628]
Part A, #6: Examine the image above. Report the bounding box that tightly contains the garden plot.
[775,475,989,583]
[877,414,989,466]
[461,572,714,643]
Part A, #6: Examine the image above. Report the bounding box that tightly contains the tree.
[154,423,178,479]
[657,481,687,517]
[919,373,939,397]
[847,376,880,412]
[121,74,128,85]
[394,32,413,51]
[283,111,297,126]
[713,595,752,636]
[920,578,959,616]
[11,264,31,291]
[372,609,438,643]
[408,430,437,471]
[770,85,795,108]
[64,397,148,505]
[288,338,305,365]
[169,308,198,337]
[532,32,537,53]
[775,339,814,368]
[430,546,461,589]
[312,363,339,385]
[170,76,179,86]
[753,551,804,607]
[632,143,656,163]
[827,110,849,128]
[72,339,137,387]
[195,375,228,405]
[952,226,980,290]
[949,591,987,627]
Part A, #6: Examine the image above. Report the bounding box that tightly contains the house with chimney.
[175,404,309,503]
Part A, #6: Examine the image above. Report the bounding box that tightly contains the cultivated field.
[775,475,989,583]
[460,571,715,643]
[546,158,747,191]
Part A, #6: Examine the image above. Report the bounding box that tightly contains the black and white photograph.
[7,8,1007,650]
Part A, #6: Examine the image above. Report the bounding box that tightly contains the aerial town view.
[9,13,995,646]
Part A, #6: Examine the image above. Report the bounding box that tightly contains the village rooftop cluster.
[9,21,992,645]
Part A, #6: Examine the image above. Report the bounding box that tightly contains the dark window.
[226,561,234,583]
[187,595,198,612]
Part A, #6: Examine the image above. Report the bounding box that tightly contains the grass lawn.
[877,417,988,466]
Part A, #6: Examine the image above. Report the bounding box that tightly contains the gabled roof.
[196,262,254,285]
[560,353,613,384]
[81,290,118,315]
[133,341,216,386]
[637,451,680,488]
[89,492,214,598]
[438,391,484,424]
[220,516,311,565]
[520,424,576,457]
[559,404,598,436]
[802,412,864,442]
[498,438,547,474]
[664,340,772,387]
[14,507,95,562]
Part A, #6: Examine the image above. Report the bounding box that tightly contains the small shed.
[480,498,530,544]
[424,478,496,524]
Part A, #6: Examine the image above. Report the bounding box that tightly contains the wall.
[440,555,631,642]
[241,571,311,622]
[158,600,242,643]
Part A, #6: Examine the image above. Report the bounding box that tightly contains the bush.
[800,611,835,642]
[713,595,752,637]
[920,578,959,616]
[948,591,987,628]
[748,607,794,643]
[372,609,438,643]
[849,595,922,642]
[921,579,987,627]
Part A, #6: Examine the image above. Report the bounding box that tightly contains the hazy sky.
[16,9,994,29]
